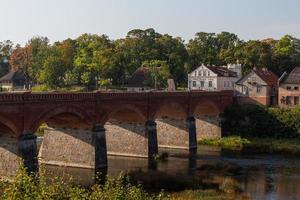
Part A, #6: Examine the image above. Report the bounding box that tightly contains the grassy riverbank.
[198,136,300,155]
[0,164,251,200]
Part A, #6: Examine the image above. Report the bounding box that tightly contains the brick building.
[278,67,300,107]
[235,68,278,106]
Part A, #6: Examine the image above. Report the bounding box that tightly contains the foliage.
[0,40,13,77]
[0,165,166,200]
[198,136,250,150]
[222,105,300,138]
[1,30,300,91]
[142,60,170,89]
[199,136,300,156]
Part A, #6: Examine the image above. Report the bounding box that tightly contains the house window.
[208,71,210,76]
[256,86,261,93]
[203,71,207,76]
[200,81,204,87]
[295,97,300,105]
[192,81,196,87]
[194,71,197,76]
[252,77,256,82]
[199,71,202,76]
[208,81,212,87]
[286,96,292,105]
[287,86,292,90]
[295,87,299,90]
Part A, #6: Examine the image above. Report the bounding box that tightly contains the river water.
[39,145,300,200]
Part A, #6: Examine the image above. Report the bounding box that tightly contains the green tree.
[142,60,170,89]
[74,34,113,90]
[26,37,50,82]
[0,40,14,77]
[235,40,273,75]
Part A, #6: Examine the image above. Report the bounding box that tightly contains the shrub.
[222,105,300,139]
[0,165,167,200]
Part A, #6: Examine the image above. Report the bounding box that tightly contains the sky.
[1,0,300,45]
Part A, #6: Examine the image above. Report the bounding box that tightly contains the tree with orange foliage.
[9,45,33,88]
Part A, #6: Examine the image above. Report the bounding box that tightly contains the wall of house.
[278,84,300,107]
[188,70,218,91]
[217,76,239,91]
[235,72,276,106]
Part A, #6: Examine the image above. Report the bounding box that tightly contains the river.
[37,142,300,200]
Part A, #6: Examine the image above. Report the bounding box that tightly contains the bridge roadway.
[0,90,233,179]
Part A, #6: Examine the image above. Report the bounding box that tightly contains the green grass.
[31,85,85,92]
[170,190,250,200]
[198,136,300,155]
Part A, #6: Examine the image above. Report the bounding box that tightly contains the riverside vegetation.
[0,164,251,200]
[198,105,300,155]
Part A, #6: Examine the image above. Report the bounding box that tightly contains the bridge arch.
[193,101,221,117]
[30,105,93,133]
[154,102,187,120]
[101,104,147,125]
[0,115,19,137]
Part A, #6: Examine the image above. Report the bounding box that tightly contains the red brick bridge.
[0,91,233,178]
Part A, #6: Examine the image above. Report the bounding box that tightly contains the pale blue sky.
[1,0,300,45]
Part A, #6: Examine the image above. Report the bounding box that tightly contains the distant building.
[126,67,152,92]
[0,70,27,91]
[278,67,300,107]
[188,64,241,91]
[235,68,278,106]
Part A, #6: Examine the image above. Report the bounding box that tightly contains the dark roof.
[127,67,152,87]
[253,68,278,86]
[0,70,26,82]
[280,67,300,84]
[206,66,237,77]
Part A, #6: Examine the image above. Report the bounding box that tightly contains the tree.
[39,56,67,89]
[9,46,33,88]
[74,33,113,90]
[142,60,170,89]
[0,40,14,77]
[235,40,272,75]
[26,36,50,82]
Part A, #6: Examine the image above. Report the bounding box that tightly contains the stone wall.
[0,135,21,179]
[105,120,148,157]
[156,118,189,149]
[39,127,96,169]
[195,116,221,140]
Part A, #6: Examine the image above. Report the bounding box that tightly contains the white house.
[188,64,242,91]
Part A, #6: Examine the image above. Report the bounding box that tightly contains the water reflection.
[40,146,300,200]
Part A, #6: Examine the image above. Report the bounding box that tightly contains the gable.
[189,65,217,77]
[236,71,267,85]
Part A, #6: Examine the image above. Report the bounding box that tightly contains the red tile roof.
[206,66,237,77]
[254,68,278,86]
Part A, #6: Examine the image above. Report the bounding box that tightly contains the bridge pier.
[195,115,221,140]
[39,125,107,170]
[0,133,37,179]
[156,117,197,150]
[146,121,158,158]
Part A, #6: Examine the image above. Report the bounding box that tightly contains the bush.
[222,104,300,139]
[0,165,167,200]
